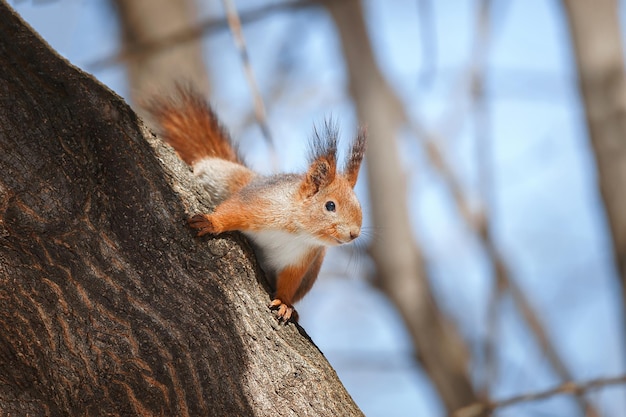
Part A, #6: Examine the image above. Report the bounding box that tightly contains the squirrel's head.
[298,123,366,246]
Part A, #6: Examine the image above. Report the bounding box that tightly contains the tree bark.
[0,3,362,416]
[323,0,480,413]
[562,0,626,326]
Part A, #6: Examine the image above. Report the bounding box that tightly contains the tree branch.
[562,0,626,345]
[88,0,318,71]
[221,0,276,156]
[322,0,480,412]
[453,375,626,417]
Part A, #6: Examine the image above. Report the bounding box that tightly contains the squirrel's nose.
[349,227,360,241]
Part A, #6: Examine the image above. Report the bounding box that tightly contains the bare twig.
[221,0,275,156]
[471,0,491,213]
[415,0,437,87]
[563,0,626,361]
[237,19,307,132]
[452,375,626,417]
[323,0,479,412]
[405,2,602,415]
[468,0,501,400]
[415,92,604,417]
[89,0,317,70]
[466,3,601,416]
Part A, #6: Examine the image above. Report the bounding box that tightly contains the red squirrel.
[149,89,366,322]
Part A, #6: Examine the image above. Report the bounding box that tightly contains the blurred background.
[11,0,626,415]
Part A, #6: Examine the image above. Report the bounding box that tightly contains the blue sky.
[12,1,626,415]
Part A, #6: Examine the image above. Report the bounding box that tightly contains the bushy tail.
[147,87,240,165]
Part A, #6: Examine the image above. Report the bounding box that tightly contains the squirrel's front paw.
[269,299,298,323]
[188,214,218,236]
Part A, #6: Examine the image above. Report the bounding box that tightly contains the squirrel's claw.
[188,214,216,236]
[269,299,297,323]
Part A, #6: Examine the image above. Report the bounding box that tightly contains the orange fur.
[270,249,322,321]
[292,247,326,302]
[147,88,366,323]
[190,197,268,235]
[148,88,240,165]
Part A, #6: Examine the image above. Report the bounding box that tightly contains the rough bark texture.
[562,0,626,322]
[323,0,480,413]
[0,3,363,416]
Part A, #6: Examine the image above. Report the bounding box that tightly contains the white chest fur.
[243,229,321,272]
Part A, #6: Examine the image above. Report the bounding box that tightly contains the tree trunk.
[112,0,211,104]
[0,3,362,416]
[562,0,626,325]
[323,0,480,413]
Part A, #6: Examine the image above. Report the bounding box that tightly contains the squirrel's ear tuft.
[344,127,366,188]
[300,158,335,197]
[300,121,338,197]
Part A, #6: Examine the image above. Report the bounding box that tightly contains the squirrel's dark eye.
[325,201,336,212]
